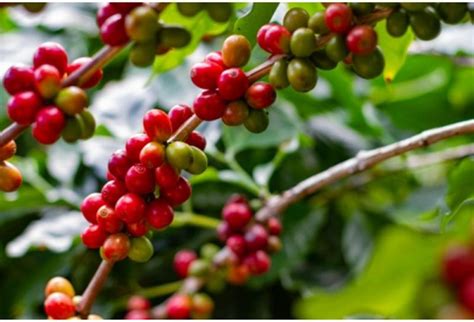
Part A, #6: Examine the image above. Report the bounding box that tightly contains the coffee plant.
[0,2,473,319]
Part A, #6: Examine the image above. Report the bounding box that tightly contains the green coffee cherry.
[125,6,159,42]
[79,110,96,140]
[158,26,191,48]
[308,11,329,34]
[244,109,269,134]
[130,42,156,67]
[310,51,337,70]
[290,28,316,58]
[436,3,467,24]
[128,236,154,263]
[187,146,208,175]
[62,116,84,143]
[269,59,289,89]
[386,9,409,37]
[325,35,349,62]
[205,3,232,22]
[177,3,204,17]
[352,48,385,79]
[166,141,193,170]
[410,8,441,41]
[200,243,220,261]
[283,7,309,32]
[349,3,375,16]
[287,58,318,92]
[55,86,88,116]
[401,3,428,12]
[189,259,210,277]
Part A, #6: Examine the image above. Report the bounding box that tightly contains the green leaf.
[441,198,474,236]
[234,3,279,47]
[375,20,414,83]
[445,158,474,211]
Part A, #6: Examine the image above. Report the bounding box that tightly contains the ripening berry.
[101,180,127,206]
[166,294,192,319]
[125,164,155,195]
[2,64,35,95]
[173,249,197,278]
[155,163,180,190]
[0,161,22,192]
[191,293,214,319]
[352,47,385,79]
[81,193,105,224]
[115,193,146,224]
[205,51,226,68]
[44,277,75,298]
[267,235,282,253]
[217,68,249,100]
[190,62,223,90]
[459,276,474,312]
[263,24,291,54]
[186,131,207,150]
[441,244,474,285]
[0,140,16,161]
[143,109,173,142]
[34,64,61,99]
[244,224,269,251]
[32,106,66,144]
[193,90,227,121]
[227,235,247,256]
[222,202,252,230]
[139,142,166,169]
[227,264,250,285]
[169,104,194,131]
[101,233,131,261]
[346,25,377,55]
[81,224,108,249]
[245,82,276,109]
[243,250,271,275]
[146,198,174,230]
[128,236,154,263]
[165,141,193,170]
[33,42,68,76]
[96,205,123,234]
[127,295,151,311]
[108,149,132,181]
[222,100,250,126]
[100,14,130,46]
[324,3,353,34]
[44,292,76,319]
[283,7,310,32]
[221,35,251,67]
[162,177,192,206]
[267,217,282,236]
[55,86,88,116]
[66,57,103,89]
[126,219,148,237]
[96,3,120,26]
[7,91,42,125]
[125,133,151,162]
[125,6,159,42]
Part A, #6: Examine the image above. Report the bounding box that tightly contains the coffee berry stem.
[171,212,221,229]
[137,280,184,299]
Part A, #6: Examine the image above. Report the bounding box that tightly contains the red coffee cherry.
[245,82,276,109]
[190,62,223,90]
[125,310,151,320]
[143,109,173,142]
[263,24,291,54]
[127,295,151,311]
[186,131,207,150]
[125,133,151,162]
[81,224,108,249]
[44,292,75,319]
[96,3,120,26]
[116,193,146,224]
[217,68,249,100]
[226,235,247,256]
[110,2,141,14]
[7,91,42,125]
[96,205,123,234]
[244,224,269,251]
[125,164,155,195]
[32,106,66,145]
[257,24,276,52]
[169,104,194,132]
[166,294,192,319]
[34,64,61,99]
[217,221,234,242]
[205,51,227,68]
[222,202,252,230]
[226,194,249,206]
[162,177,192,206]
[267,217,282,236]
[66,57,103,89]
[126,219,148,237]
[3,64,35,95]
[101,233,131,261]
[193,90,227,121]
[459,276,474,311]
[146,198,174,229]
[173,249,198,278]
[346,25,377,55]
[108,149,132,181]
[243,250,271,275]
[155,163,180,190]
[44,276,75,298]
[101,180,127,206]
[139,142,165,169]
[81,193,105,224]
[33,42,68,76]
[325,3,353,34]
[100,14,130,46]
[442,244,474,285]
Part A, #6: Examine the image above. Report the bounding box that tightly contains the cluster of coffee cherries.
[97,2,191,67]
[191,35,277,133]
[386,3,469,39]
[80,105,207,263]
[43,276,102,320]
[0,2,46,13]
[0,140,21,193]
[3,42,102,144]
[176,2,232,23]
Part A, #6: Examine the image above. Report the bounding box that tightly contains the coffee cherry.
[346,25,377,55]
[205,3,232,22]
[287,58,318,92]
[226,194,249,206]
[200,243,220,260]
[32,106,66,144]
[290,27,316,58]
[81,224,108,249]
[66,57,103,89]
[166,141,193,170]
[437,3,467,24]
[33,42,68,76]
[244,224,269,251]
[243,250,271,275]
[174,250,197,278]
[22,3,47,13]
[143,109,173,142]
[190,62,223,90]
[96,3,119,26]
[140,142,165,169]
[81,193,105,224]
[162,176,192,206]
[127,295,151,311]
[222,202,252,229]
[55,86,88,116]
[108,149,132,181]
[310,51,338,70]
[267,217,282,236]
[227,235,247,256]
[218,68,249,100]
[166,294,192,319]
[186,131,207,150]
[222,100,250,126]
[227,264,250,285]
[441,244,474,285]
[125,164,155,195]
[7,91,41,125]
[3,64,35,95]
[158,26,191,48]
[155,163,180,190]
[96,205,123,234]
[45,277,75,298]
[191,293,214,319]
[221,35,251,68]
[264,24,291,54]
[0,140,16,161]
[110,2,141,14]
[146,198,174,229]
[257,24,275,52]
[459,276,474,311]
[325,35,349,62]
[101,180,127,206]
[349,3,375,16]
[324,3,353,34]
[169,104,194,131]
[188,259,211,278]
[125,6,159,42]
[177,3,204,17]
[308,11,329,34]
[125,310,151,319]
[205,51,226,68]
[386,10,409,37]
[410,8,441,41]
[44,292,76,319]
[115,193,146,224]
[128,236,154,262]
[269,59,289,89]
[61,115,84,144]
[352,47,385,79]
[267,235,282,253]
[34,64,61,99]
[244,109,269,134]
[187,146,208,175]
[125,134,151,162]
[245,82,276,109]
[193,90,227,121]
[126,219,148,237]
[101,233,131,261]
[284,7,309,32]
[100,14,130,46]
[217,221,234,242]
[79,110,96,140]
[401,3,428,12]
[130,42,156,67]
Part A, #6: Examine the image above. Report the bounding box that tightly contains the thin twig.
[0,123,29,147]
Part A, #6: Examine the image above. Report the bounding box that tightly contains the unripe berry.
[100,14,130,46]
[200,243,220,260]
[139,141,165,169]
[441,244,474,285]
[166,141,193,170]
[55,86,88,116]
[81,193,105,224]
[222,202,252,230]
[326,35,349,62]
[264,24,291,54]
[186,131,207,150]
[217,68,249,100]
[162,176,192,206]
[143,109,173,142]
[101,233,130,262]
[287,58,318,92]
[166,294,192,319]
[96,205,123,234]
[386,10,409,38]
[437,3,468,24]
[352,47,385,79]
[125,133,151,162]
[310,50,338,70]
[146,198,174,230]
[61,115,85,144]
[79,110,96,140]
[284,7,310,32]
[44,292,76,319]
[155,163,180,190]
[45,277,75,298]
[349,3,375,16]
[0,140,16,161]
[188,259,210,277]
[222,100,250,126]
[108,149,132,181]
[81,224,108,249]
[243,250,271,275]
[193,90,227,121]
[244,224,269,251]
[125,164,155,195]
[290,28,317,58]
[125,6,159,42]
[177,3,204,17]
[126,219,148,237]
[187,146,208,175]
[409,8,441,41]
[190,62,223,90]
[101,180,127,206]
[244,109,269,134]
[128,236,154,262]
[96,3,119,26]
[308,11,329,34]
[169,104,194,131]
[269,59,290,89]
[115,193,146,224]
[346,25,377,55]
[127,295,151,311]
[324,3,353,34]
[7,91,42,125]
[205,51,226,68]
[3,64,35,95]
[205,3,232,22]
[33,42,68,76]
[66,57,103,89]
[173,250,198,278]
[158,26,192,49]
[245,82,276,109]
[221,35,251,67]
[227,235,247,256]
